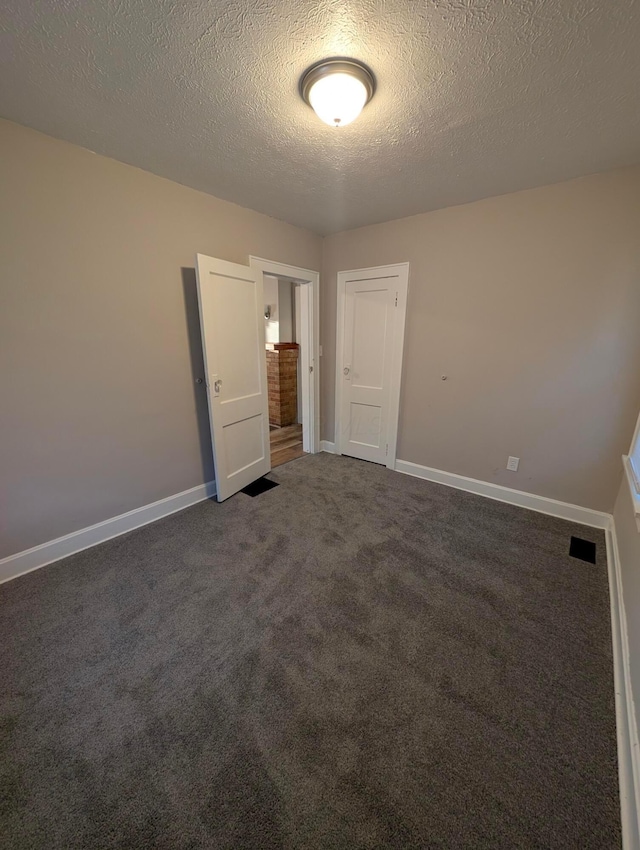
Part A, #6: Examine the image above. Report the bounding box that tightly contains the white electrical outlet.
[507,456,520,472]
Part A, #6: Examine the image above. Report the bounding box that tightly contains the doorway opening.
[249,257,320,469]
[264,276,303,467]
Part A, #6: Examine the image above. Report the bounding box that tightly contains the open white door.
[196,254,271,501]
[336,264,409,468]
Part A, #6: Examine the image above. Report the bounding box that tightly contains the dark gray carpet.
[0,454,620,849]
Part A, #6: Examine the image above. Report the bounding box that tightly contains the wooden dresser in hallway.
[266,342,299,427]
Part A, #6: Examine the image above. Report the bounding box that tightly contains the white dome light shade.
[300,59,375,128]
[308,73,368,127]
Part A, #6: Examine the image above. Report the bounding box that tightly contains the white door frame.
[335,263,409,470]
[249,256,320,454]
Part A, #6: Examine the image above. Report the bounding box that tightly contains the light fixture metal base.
[300,57,376,108]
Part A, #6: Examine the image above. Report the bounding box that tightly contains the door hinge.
[386,443,389,456]
[395,292,398,307]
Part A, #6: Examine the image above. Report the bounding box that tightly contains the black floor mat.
[241,477,279,497]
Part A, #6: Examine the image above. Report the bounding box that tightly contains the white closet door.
[336,265,409,467]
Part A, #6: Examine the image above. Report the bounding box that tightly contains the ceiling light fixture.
[300,58,375,128]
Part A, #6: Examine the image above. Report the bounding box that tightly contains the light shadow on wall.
[181,267,215,487]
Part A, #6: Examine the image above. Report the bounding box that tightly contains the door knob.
[343,367,350,376]
[214,379,222,394]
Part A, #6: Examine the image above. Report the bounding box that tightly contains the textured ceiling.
[1,0,639,234]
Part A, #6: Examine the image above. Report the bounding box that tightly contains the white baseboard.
[394,459,611,529]
[0,481,216,585]
[320,440,336,454]
[607,526,640,850]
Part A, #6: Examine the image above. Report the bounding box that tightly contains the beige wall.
[3,117,640,558]
[263,276,295,344]
[322,167,640,512]
[264,274,280,344]
[278,280,294,343]
[0,120,321,558]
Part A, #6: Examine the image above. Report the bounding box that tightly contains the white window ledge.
[623,455,640,531]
